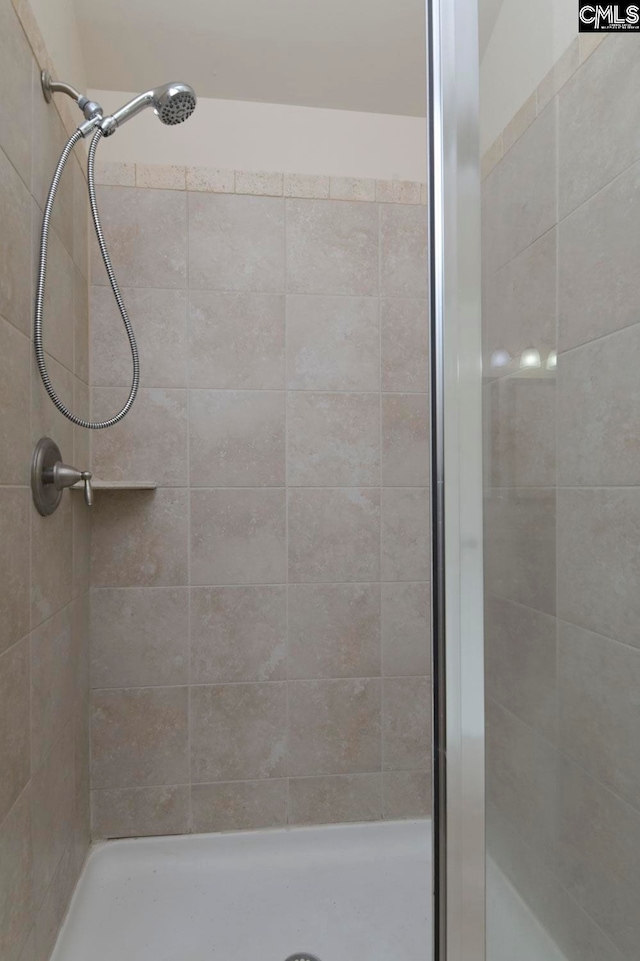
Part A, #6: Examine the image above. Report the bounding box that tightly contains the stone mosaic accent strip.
[95,160,427,203]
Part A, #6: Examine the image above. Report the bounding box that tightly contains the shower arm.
[41,70,104,123]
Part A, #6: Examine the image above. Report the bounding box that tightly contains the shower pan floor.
[51,819,432,961]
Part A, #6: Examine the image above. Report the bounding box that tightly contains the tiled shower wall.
[483,34,640,961]
[88,166,432,837]
[0,0,91,958]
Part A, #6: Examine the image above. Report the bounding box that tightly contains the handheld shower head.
[100,82,197,136]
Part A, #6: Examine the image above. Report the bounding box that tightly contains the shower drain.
[284,955,321,961]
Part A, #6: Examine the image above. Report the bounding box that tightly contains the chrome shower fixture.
[41,71,197,137]
[35,73,196,430]
[99,83,197,135]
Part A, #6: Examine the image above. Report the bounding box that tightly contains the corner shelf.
[71,480,157,491]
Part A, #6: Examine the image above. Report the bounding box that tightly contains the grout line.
[284,192,290,824]
[378,200,385,813]
[185,192,193,834]
[92,675,430,693]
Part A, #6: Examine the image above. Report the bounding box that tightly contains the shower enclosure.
[1,0,639,958]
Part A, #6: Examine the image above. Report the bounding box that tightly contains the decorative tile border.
[95,161,428,204]
[481,32,607,181]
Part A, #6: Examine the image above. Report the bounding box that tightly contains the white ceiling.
[73,0,427,116]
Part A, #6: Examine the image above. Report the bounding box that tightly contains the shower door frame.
[426,1,485,959]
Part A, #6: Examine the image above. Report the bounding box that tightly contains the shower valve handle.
[44,461,93,507]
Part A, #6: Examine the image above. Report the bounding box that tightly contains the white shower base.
[51,818,567,961]
[51,819,432,961]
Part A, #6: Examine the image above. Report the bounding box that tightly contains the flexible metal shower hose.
[34,126,140,429]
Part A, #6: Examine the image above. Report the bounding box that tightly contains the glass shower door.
[480,3,640,961]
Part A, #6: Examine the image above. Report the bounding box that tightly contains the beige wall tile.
[186,167,234,193]
[286,294,379,391]
[289,773,382,824]
[288,488,380,583]
[91,588,189,689]
[482,227,557,379]
[486,699,558,870]
[30,606,75,770]
[30,730,75,909]
[382,676,430,771]
[95,161,135,187]
[188,291,285,389]
[283,172,329,199]
[484,488,556,616]
[502,92,537,154]
[91,388,188,486]
[0,318,30,485]
[382,393,428,486]
[0,0,32,181]
[71,159,88,282]
[380,299,428,393]
[287,392,380,487]
[558,325,640,486]
[558,162,640,351]
[0,790,34,961]
[31,494,73,628]
[136,164,186,190]
[286,199,378,295]
[481,101,557,274]
[73,266,88,384]
[91,489,189,588]
[34,839,79,961]
[559,620,640,809]
[488,802,626,961]
[31,350,74,463]
[190,683,287,782]
[191,779,287,833]
[376,180,421,204]
[381,487,430,582]
[537,39,579,113]
[0,489,30,654]
[559,36,640,219]
[289,678,381,776]
[91,286,188,388]
[91,785,190,839]
[487,376,556,489]
[383,770,431,819]
[380,204,428,298]
[91,186,187,289]
[485,594,557,741]
[190,489,286,586]
[556,758,640,958]
[72,497,91,599]
[557,488,640,650]
[381,583,430,677]
[0,639,30,825]
[579,32,605,63]
[32,84,73,254]
[188,193,284,292]
[40,228,74,372]
[329,176,376,202]
[0,145,31,336]
[91,687,189,789]
[189,390,285,487]
[190,586,286,683]
[382,771,431,820]
[288,584,381,680]
[235,170,283,196]
[481,134,503,181]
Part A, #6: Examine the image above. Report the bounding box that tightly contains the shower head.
[100,82,197,136]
